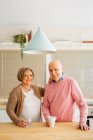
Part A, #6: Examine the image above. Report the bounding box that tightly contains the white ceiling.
[0,0,93,27]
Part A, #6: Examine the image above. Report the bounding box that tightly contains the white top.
[19,89,41,122]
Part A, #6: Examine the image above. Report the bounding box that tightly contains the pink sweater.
[42,75,88,123]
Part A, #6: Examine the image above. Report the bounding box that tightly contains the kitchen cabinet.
[87,99,93,116]
[0,109,11,122]
[0,43,93,99]
[88,106,93,116]
[50,42,93,99]
[0,43,93,122]
[0,44,46,96]
[0,104,11,122]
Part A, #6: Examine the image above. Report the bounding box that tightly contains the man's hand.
[77,122,89,131]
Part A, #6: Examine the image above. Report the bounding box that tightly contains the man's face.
[49,61,63,82]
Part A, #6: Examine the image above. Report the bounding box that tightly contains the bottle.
[28,30,32,42]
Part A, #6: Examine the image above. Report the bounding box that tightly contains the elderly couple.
[6,60,89,131]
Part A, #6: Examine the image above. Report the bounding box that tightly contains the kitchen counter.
[0,104,6,110]
[0,122,93,140]
[0,98,8,109]
[0,104,11,122]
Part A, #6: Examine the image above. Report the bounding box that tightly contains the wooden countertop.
[0,122,93,140]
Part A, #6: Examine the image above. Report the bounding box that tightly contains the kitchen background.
[0,0,93,99]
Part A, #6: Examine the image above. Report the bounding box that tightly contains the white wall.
[0,0,93,42]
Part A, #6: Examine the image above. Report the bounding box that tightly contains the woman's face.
[22,70,33,85]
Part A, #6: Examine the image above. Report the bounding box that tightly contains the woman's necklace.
[21,84,31,91]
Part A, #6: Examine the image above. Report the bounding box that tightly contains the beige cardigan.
[6,84,44,124]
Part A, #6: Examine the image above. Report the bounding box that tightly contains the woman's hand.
[16,119,29,128]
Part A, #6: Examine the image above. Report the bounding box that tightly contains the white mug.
[48,116,56,127]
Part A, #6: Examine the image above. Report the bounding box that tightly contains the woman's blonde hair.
[17,67,34,82]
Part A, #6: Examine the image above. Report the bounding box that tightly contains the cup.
[27,118,32,126]
[48,116,56,127]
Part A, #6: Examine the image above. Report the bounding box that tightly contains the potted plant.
[13,34,26,59]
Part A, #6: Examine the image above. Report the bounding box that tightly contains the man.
[42,60,89,130]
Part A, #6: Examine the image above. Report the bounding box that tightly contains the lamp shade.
[23,27,56,54]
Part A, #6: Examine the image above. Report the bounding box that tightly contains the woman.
[6,67,44,127]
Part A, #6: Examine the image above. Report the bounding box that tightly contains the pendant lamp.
[23,27,56,54]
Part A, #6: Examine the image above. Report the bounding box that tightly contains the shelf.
[0,43,20,51]
[0,43,27,51]
[54,42,93,51]
[0,42,93,51]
